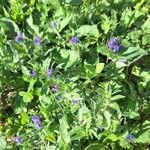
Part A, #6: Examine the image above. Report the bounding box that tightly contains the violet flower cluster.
[32,115,42,128]
[34,36,41,46]
[31,70,37,77]
[47,68,53,77]
[70,36,80,44]
[108,37,123,52]
[15,32,23,43]
[15,136,23,144]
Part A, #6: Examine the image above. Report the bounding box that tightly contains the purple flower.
[70,36,80,44]
[32,115,42,129]
[52,85,59,93]
[126,133,136,142]
[31,70,37,77]
[34,36,41,46]
[15,136,23,144]
[108,37,123,52]
[37,123,42,128]
[15,32,23,43]
[51,21,57,29]
[47,69,53,77]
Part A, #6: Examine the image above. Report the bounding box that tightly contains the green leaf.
[19,91,34,103]
[97,45,114,59]
[101,14,111,34]
[111,95,125,101]
[136,120,150,143]
[96,63,104,74]
[59,116,71,144]
[136,131,150,143]
[84,143,108,150]
[106,134,118,142]
[59,15,72,32]
[109,103,120,112]
[50,0,60,8]
[21,112,29,125]
[77,25,99,37]
[21,66,30,76]
[120,47,148,65]
[103,111,112,128]
[69,127,87,140]
[26,15,39,34]
[64,50,79,69]
[84,63,104,79]
[0,137,7,150]
[42,58,51,71]
[0,17,19,37]
[28,78,37,91]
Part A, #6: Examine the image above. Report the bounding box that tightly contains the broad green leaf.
[142,34,150,45]
[120,47,148,65]
[26,15,39,34]
[97,45,114,59]
[96,63,104,74]
[0,17,19,37]
[136,131,150,143]
[69,127,87,140]
[142,16,150,31]
[77,25,99,37]
[109,102,120,112]
[42,58,51,71]
[101,14,111,34]
[21,66,30,76]
[64,50,79,69]
[21,112,29,125]
[84,143,108,150]
[103,111,111,128]
[28,78,37,91]
[19,91,34,103]
[59,117,71,144]
[84,62,104,79]
[106,134,118,142]
[59,15,72,32]
[136,120,150,143]
[0,137,7,150]
[50,0,60,8]
[111,95,125,101]
[46,132,56,143]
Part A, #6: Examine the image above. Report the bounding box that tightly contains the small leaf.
[106,134,118,141]
[21,112,29,125]
[96,63,104,74]
[103,111,112,128]
[101,14,111,34]
[28,79,37,91]
[111,95,125,101]
[19,91,34,103]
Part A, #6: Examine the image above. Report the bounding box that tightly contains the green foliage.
[0,0,150,149]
